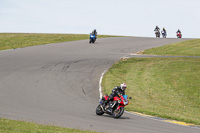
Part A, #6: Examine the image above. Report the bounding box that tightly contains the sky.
[0,0,200,38]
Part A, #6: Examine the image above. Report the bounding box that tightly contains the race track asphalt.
[0,37,199,133]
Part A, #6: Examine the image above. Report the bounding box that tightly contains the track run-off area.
[0,37,199,133]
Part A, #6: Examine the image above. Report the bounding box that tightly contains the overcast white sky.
[0,0,200,38]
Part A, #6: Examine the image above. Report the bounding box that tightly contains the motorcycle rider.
[92,29,97,39]
[102,83,127,109]
[154,26,160,32]
[176,29,182,38]
[176,29,181,34]
[154,26,160,37]
[161,28,167,37]
[162,28,166,33]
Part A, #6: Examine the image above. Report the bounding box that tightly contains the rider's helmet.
[163,28,165,30]
[156,26,158,29]
[120,83,127,91]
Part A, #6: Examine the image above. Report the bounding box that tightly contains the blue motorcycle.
[89,33,96,43]
[161,30,167,38]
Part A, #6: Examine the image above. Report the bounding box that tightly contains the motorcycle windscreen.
[123,95,128,100]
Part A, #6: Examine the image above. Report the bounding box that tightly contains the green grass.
[102,57,200,125]
[0,33,117,51]
[102,39,200,125]
[143,39,200,56]
[0,118,101,133]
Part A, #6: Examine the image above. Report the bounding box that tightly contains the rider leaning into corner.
[92,29,97,39]
[102,83,127,109]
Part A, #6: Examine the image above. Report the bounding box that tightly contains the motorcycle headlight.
[123,100,129,105]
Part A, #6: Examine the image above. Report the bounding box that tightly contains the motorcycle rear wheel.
[96,105,104,115]
[112,107,124,118]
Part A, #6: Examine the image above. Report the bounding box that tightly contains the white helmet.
[120,83,127,90]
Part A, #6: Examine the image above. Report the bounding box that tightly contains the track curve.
[0,37,199,133]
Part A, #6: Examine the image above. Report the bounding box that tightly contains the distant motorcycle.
[96,94,131,118]
[89,33,96,43]
[161,30,167,38]
[154,29,160,38]
[177,32,182,38]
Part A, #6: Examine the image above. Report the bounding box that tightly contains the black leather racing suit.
[104,86,125,105]
[93,30,97,35]
[176,30,181,33]
[92,30,97,39]
[154,27,160,32]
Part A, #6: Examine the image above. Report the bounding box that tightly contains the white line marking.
[99,70,107,99]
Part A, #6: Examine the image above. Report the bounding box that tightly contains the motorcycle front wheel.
[96,105,104,115]
[112,107,124,118]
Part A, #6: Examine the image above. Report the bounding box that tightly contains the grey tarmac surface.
[0,37,199,133]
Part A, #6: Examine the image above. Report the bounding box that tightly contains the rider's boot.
[102,99,109,109]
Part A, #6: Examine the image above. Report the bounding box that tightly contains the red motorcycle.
[177,32,182,38]
[154,29,160,38]
[96,94,131,118]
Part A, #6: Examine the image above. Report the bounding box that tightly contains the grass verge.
[143,39,200,56]
[102,39,200,125]
[102,57,200,125]
[0,118,101,133]
[0,33,117,51]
